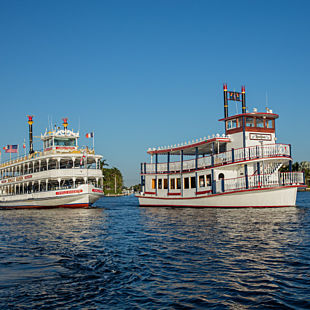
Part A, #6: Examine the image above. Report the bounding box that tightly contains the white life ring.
[279,146,285,154]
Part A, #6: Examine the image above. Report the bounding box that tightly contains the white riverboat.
[137,85,305,208]
[0,117,103,208]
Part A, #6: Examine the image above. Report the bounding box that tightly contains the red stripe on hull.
[139,204,295,208]
[136,185,303,200]
[0,203,90,209]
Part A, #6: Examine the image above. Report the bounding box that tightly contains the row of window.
[226,117,274,130]
[43,138,77,149]
[151,174,218,190]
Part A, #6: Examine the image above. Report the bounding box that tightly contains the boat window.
[177,178,181,189]
[246,117,254,127]
[190,176,196,188]
[206,174,211,186]
[158,179,162,189]
[170,178,175,189]
[199,175,205,187]
[266,119,274,128]
[184,177,189,189]
[164,179,168,189]
[227,119,237,130]
[152,179,156,189]
[54,138,76,147]
[256,118,264,128]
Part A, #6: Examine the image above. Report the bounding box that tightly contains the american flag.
[4,145,18,153]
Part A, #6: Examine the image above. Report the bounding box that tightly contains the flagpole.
[93,131,95,152]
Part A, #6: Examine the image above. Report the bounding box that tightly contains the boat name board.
[56,189,83,195]
[92,189,103,193]
[249,133,271,141]
[1,175,33,184]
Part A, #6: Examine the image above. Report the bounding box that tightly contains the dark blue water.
[0,193,310,309]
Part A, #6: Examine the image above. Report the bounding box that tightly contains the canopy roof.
[147,136,230,156]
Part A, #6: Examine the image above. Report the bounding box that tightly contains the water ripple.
[0,193,310,308]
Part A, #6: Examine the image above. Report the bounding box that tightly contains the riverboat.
[137,85,305,207]
[0,117,103,208]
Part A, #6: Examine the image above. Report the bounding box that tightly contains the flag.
[5,145,18,153]
[86,132,94,138]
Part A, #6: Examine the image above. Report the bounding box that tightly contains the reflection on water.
[0,193,309,309]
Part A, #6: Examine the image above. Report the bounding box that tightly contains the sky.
[0,0,309,185]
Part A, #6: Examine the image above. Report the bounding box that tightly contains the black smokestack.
[27,115,34,154]
[223,83,228,118]
[241,85,246,113]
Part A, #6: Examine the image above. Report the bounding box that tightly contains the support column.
[180,150,183,196]
[211,169,215,194]
[245,164,249,189]
[167,152,170,194]
[257,162,261,187]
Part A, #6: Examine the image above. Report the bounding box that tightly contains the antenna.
[265,91,268,108]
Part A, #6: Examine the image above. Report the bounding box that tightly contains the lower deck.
[0,184,103,208]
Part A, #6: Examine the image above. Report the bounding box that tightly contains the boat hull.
[0,184,103,209]
[137,186,299,208]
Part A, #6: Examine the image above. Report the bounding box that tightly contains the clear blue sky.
[0,0,309,185]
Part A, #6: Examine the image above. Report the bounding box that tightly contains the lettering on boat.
[92,189,103,193]
[56,189,83,195]
[249,133,272,141]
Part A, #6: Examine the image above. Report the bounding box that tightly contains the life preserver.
[279,145,285,154]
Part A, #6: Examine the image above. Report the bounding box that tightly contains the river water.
[0,192,309,309]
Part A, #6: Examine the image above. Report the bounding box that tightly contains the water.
[0,193,310,309]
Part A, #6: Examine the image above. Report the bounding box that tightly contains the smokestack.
[27,115,34,154]
[62,118,68,130]
[223,83,228,118]
[241,85,246,113]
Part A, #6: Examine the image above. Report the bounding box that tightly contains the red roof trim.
[218,112,279,122]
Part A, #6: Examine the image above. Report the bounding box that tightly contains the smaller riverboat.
[0,117,103,208]
[137,85,305,207]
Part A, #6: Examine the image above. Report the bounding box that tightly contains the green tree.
[102,166,123,194]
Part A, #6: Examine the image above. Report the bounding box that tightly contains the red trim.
[136,185,302,200]
[219,112,279,122]
[167,192,181,196]
[139,204,295,208]
[0,203,89,209]
[144,191,156,195]
[196,190,212,195]
[227,127,275,134]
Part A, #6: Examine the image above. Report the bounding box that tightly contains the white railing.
[143,143,291,174]
[215,172,304,193]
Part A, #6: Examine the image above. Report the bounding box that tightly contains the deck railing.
[215,172,304,193]
[143,143,291,174]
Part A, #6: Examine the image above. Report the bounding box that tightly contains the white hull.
[0,184,103,209]
[137,186,298,208]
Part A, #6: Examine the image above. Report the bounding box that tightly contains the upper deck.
[147,135,230,156]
